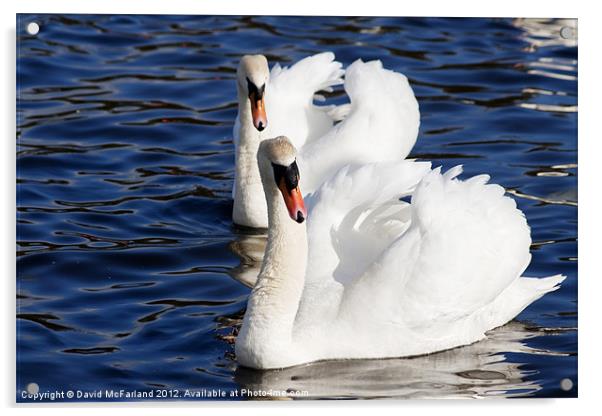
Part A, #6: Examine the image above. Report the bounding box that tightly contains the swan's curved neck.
[233,89,267,227]
[239,183,308,354]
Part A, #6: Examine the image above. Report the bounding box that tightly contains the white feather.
[298,59,420,193]
[237,159,566,369]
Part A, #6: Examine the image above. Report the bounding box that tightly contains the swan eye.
[246,77,265,98]
[271,160,299,191]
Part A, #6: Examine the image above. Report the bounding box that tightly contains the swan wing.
[265,52,344,149]
[297,164,565,360]
[296,160,432,324]
[339,166,536,329]
[298,59,420,194]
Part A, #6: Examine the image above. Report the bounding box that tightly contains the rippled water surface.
[16,15,577,400]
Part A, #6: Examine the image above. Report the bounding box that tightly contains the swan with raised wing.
[235,136,565,370]
[233,53,419,228]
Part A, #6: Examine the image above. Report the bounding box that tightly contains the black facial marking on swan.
[271,160,300,191]
[246,77,265,99]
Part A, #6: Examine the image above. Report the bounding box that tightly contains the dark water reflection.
[16,15,577,400]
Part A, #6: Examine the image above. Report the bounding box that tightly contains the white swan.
[235,136,566,370]
[233,52,419,228]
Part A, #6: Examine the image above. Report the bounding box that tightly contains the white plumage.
[298,59,419,193]
[235,137,565,370]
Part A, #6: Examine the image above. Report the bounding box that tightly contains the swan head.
[258,136,307,224]
[237,55,269,132]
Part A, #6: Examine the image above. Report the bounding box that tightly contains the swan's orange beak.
[278,179,306,224]
[249,91,267,132]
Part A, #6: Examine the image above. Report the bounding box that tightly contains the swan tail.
[520,274,566,294]
[482,274,567,330]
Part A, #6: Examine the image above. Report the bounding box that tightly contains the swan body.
[235,136,565,370]
[233,53,419,228]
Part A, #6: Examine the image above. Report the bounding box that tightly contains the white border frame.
[3,1,598,415]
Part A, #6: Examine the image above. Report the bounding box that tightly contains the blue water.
[16,15,577,401]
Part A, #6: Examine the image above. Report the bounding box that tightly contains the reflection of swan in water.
[234,321,567,399]
[228,233,266,288]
